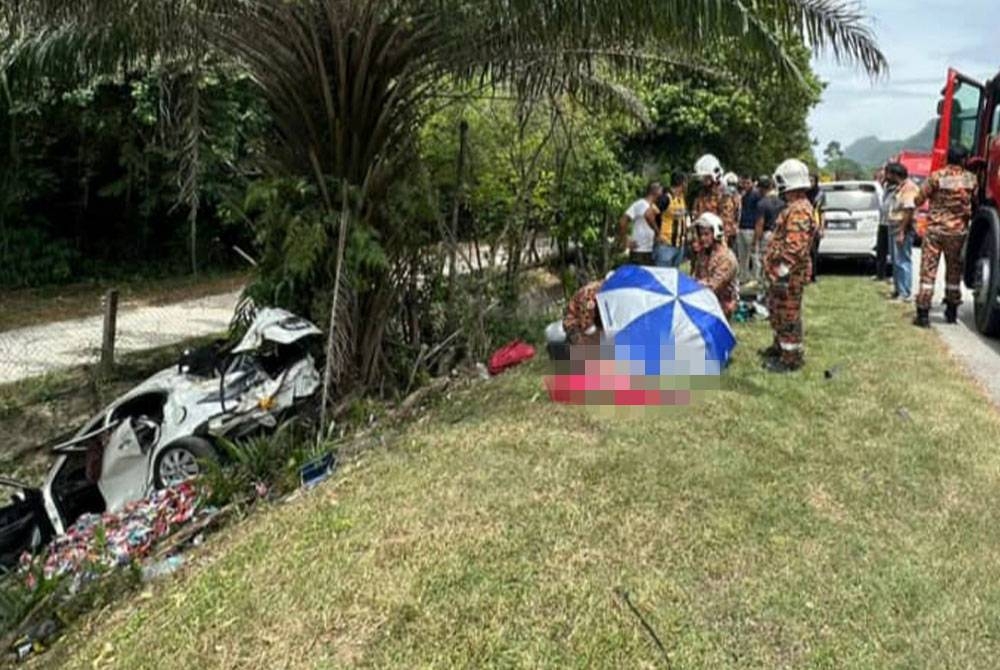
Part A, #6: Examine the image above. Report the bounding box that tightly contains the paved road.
[0,291,242,385]
[913,248,1000,407]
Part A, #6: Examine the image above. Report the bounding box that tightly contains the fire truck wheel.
[972,217,1000,336]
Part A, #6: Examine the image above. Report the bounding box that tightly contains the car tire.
[972,219,1000,336]
[153,437,218,489]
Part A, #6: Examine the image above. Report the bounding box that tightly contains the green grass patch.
[47,277,1000,669]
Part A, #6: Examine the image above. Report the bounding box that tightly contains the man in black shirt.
[737,178,762,282]
[752,177,784,284]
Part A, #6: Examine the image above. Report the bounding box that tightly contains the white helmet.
[773,159,811,193]
[694,154,724,182]
[693,212,724,241]
[723,172,739,187]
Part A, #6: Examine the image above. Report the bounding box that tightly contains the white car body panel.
[39,310,322,535]
[232,308,322,353]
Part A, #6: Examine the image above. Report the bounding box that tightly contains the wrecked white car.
[0,308,322,566]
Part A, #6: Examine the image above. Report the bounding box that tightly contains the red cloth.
[488,340,536,376]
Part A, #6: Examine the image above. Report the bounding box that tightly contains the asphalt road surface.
[913,248,1000,407]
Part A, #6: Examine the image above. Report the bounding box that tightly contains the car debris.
[0,308,323,568]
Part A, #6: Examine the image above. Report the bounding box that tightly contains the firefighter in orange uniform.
[690,213,738,319]
[912,144,978,327]
[692,154,725,221]
[760,159,816,373]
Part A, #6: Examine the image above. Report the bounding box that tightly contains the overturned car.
[0,308,322,567]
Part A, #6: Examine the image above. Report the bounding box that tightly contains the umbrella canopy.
[596,265,736,375]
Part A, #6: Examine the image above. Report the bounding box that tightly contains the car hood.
[231,308,322,354]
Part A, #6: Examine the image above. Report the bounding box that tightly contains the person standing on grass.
[912,145,978,327]
[690,213,739,319]
[761,159,815,373]
[722,172,742,251]
[737,176,762,282]
[884,162,920,303]
[807,174,824,282]
[619,181,662,266]
[653,171,689,268]
[753,177,783,285]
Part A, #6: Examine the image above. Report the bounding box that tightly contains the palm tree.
[3,0,886,405]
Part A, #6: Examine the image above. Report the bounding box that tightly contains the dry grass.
[43,276,1000,669]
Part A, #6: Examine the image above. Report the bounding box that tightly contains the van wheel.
[154,438,217,489]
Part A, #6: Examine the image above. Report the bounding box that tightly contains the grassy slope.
[53,277,1000,669]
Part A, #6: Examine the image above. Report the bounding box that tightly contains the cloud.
[808,0,999,151]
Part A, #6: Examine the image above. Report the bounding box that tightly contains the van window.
[820,187,880,212]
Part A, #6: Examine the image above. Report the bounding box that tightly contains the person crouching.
[690,212,738,319]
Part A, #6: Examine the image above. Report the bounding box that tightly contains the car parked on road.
[0,308,322,567]
[817,181,885,264]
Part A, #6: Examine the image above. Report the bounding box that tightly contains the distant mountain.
[841,120,936,168]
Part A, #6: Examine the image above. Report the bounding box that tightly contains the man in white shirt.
[619,181,662,266]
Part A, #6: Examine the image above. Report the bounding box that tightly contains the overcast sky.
[808,0,1000,151]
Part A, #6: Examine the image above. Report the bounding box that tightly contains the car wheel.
[154,438,217,489]
[972,223,1000,336]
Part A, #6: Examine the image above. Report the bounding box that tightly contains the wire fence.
[0,290,241,385]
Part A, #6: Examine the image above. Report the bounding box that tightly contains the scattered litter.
[141,555,186,582]
[896,407,913,422]
[824,365,842,380]
[25,482,200,582]
[488,340,536,376]
[10,619,60,663]
[475,363,490,380]
[733,301,753,323]
[300,452,337,489]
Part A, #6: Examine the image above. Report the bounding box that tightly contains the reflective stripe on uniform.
[920,283,935,291]
[780,342,803,351]
[946,283,962,290]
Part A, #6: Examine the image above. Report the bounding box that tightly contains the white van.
[817,181,885,259]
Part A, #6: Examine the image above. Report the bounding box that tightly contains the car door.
[98,419,153,512]
[0,479,51,568]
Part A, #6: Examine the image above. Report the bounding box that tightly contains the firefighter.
[563,279,604,346]
[692,155,736,245]
[912,144,978,327]
[690,212,739,319]
[760,158,815,373]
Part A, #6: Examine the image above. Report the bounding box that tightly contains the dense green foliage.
[0,68,266,286]
[3,0,886,395]
[622,43,823,178]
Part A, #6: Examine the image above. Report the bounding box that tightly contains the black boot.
[945,304,958,324]
[757,344,780,359]
[763,357,802,374]
[913,308,930,328]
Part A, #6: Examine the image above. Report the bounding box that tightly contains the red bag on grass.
[488,340,536,376]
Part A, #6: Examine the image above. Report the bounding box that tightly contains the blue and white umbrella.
[597,265,736,375]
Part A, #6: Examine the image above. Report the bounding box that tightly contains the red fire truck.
[931,68,1000,334]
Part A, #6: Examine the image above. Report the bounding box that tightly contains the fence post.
[100,289,119,376]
